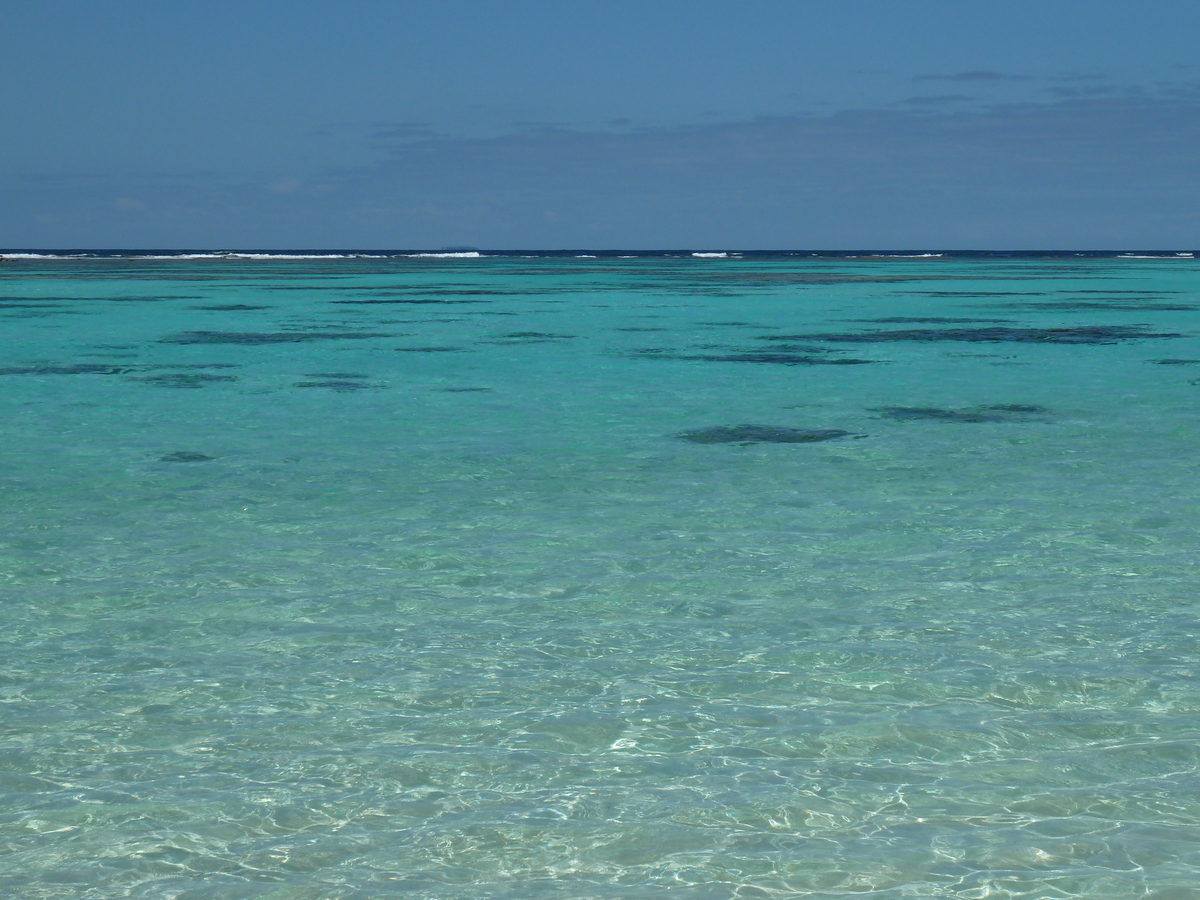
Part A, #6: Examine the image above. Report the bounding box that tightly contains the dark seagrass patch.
[758,325,1182,344]
[676,425,860,444]
[0,363,138,376]
[875,404,1050,423]
[160,451,215,462]
[190,304,275,311]
[128,373,240,388]
[159,330,392,344]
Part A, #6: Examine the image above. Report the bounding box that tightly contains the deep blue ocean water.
[2,252,1199,899]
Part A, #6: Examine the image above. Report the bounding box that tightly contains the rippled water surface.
[2,254,1199,898]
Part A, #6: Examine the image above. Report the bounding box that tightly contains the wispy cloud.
[320,91,1200,248]
[914,71,1027,82]
[368,123,439,142]
[6,91,1199,249]
[1045,84,1122,99]
[900,94,975,106]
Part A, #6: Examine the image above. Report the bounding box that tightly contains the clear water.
[2,254,1199,899]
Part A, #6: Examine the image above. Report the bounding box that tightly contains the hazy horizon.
[4,0,1199,249]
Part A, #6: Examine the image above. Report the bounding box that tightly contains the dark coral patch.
[0,363,137,375]
[160,451,215,462]
[1,309,93,318]
[876,404,1050,423]
[342,288,518,297]
[633,348,873,365]
[159,331,391,344]
[294,379,377,392]
[690,271,925,286]
[676,425,859,444]
[480,331,575,344]
[761,325,1181,344]
[0,301,89,309]
[690,352,874,365]
[331,298,486,305]
[1150,358,1200,365]
[1001,301,1197,312]
[102,301,195,309]
[128,373,239,388]
[857,317,1011,324]
[2,362,239,376]
[910,291,1040,297]
[394,346,464,352]
[190,304,274,311]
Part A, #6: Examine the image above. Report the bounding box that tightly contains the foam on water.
[0,252,94,259]
[2,253,1199,899]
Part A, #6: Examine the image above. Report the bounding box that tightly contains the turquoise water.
[2,254,1199,899]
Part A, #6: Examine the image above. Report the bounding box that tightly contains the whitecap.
[408,251,482,258]
[692,252,728,258]
[141,253,384,260]
[0,252,92,259]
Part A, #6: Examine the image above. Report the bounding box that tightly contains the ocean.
[2,251,1199,898]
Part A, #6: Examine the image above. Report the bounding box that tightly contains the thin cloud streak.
[3,94,1198,249]
[321,94,1200,248]
[914,71,1029,82]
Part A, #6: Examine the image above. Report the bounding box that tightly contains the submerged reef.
[999,301,1197,312]
[759,325,1182,344]
[692,352,873,365]
[294,373,378,392]
[159,451,215,462]
[876,404,1050,423]
[127,373,239,388]
[856,316,1012,324]
[479,331,575,344]
[632,348,873,365]
[0,363,138,375]
[2,362,241,378]
[331,298,487,305]
[159,330,392,344]
[676,425,859,444]
[189,304,274,311]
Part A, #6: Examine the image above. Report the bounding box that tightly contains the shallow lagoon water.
[2,254,1199,898]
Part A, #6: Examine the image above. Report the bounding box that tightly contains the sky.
[2,0,1199,249]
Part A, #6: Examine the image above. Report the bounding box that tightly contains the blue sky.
[3,0,1198,249]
